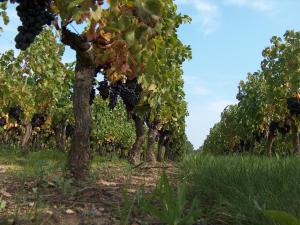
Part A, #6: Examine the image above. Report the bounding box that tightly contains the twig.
[139,166,172,170]
[133,162,144,169]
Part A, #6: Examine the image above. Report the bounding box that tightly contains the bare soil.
[0,162,178,225]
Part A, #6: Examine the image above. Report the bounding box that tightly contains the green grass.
[0,146,131,181]
[0,146,133,223]
[0,146,67,180]
[181,154,300,225]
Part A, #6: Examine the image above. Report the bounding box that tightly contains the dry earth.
[0,162,178,225]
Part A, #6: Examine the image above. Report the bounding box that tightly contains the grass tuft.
[181,154,300,225]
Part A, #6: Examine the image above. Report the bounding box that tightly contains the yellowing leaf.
[148,83,157,92]
[99,30,113,42]
[90,5,102,21]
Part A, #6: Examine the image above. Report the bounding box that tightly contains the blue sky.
[1,0,300,149]
[175,0,300,149]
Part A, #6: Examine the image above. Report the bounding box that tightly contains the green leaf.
[0,198,6,211]
[263,210,300,225]
[125,30,135,47]
[144,0,162,15]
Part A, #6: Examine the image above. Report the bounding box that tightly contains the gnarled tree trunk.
[164,140,172,160]
[129,115,145,165]
[146,120,159,163]
[267,131,275,156]
[62,28,95,180]
[291,119,300,155]
[157,133,164,162]
[68,53,95,179]
[54,120,67,151]
[21,123,32,152]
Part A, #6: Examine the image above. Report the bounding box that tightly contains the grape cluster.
[101,79,141,111]
[278,125,290,137]
[119,80,142,112]
[120,86,139,110]
[66,123,75,138]
[253,132,264,143]
[97,80,110,100]
[97,78,141,111]
[0,117,6,127]
[287,97,300,115]
[90,88,96,105]
[9,106,22,123]
[15,0,54,50]
[268,120,291,137]
[31,113,46,128]
[109,86,120,111]
[269,121,279,132]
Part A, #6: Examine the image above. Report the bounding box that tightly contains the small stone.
[66,209,76,214]
[46,210,53,215]
[0,190,12,197]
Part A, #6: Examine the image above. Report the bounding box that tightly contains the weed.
[137,172,201,225]
[263,210,300,225]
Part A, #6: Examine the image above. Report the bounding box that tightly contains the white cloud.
[175,0,220,35]
[176,0,278,35]
[223,0,275,12]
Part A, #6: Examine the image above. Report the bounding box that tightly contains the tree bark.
[157,134,164,162]
[267,131,275,156]
[146,121,159,163]
[54,121,67,151]
[291,119,300,155]
[68,54,95,179]
[21,123,32,151]
[128,115,145,165]
[62,28,95,180]
[120,147,126,159]
[32,131,41,149]
[164,140,172,161]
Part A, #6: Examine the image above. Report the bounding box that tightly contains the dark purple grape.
[31,113,46,128]
[0,117,6,127]
[14,0,54,50]
[90,88,96,105]
[66,123,75,138]
[97,80,110,100]
[8,106,22,123]
[109,88,119,111]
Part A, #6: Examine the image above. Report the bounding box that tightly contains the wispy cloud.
[175,0,220,35]
[223,0,275,12]
[176,0,278,35]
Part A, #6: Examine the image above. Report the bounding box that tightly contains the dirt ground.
[0,162,179,225]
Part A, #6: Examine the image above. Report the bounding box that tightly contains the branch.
[61,27,91,52]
